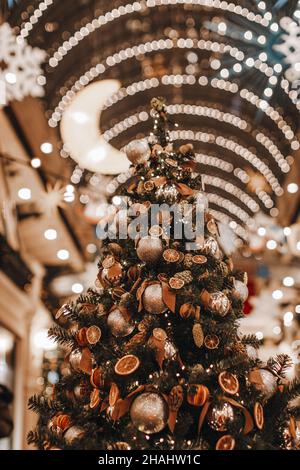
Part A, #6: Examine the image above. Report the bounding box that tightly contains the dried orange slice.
[76,327,87,346]
[218,371,239,395]
[90,389,101,409]
[163,249,180,263]
[109,383,120,407]
[90,367,104,388]
[149,225,163,237]
[86,325,101,345]
[204,334,220,349]
[192,255,207,265]
[169,277,185,289]
[216,435,235,450]
[187,384,209,406]
[144,181,155,191]
[254,402,264,430]
[102,255,115,269]
[114,355,140,376]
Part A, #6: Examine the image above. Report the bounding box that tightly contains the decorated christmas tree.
[28,98,300,451]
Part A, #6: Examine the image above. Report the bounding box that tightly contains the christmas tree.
[28,98,300,451]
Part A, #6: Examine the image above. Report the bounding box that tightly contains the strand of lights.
[168,129,281,195]
[47,0,270,69]
[202,175,259,213]
[206,193,253,226]
[195,153,233,173]
[50,37,297,127]
[100,75,298,153]
[102,104,288,173]
[208,209,247,241]
[17,1,54,43]
[233,168,274,209]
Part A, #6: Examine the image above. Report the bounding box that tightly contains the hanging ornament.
[114,355,140,376]
[207,402,235,432]
[156,184,179,204]
[253,402,264,430]
[126,139,150,164]
[256,369,278,399]
[142,284,167,314]
[64,426,85,445]
[192,323,204,348]
[164,339,177,359]
[69,350,82,371]
[210,292,230,316]
[136,237,164,264]
[107,308,135,337]
[232,279,249,302]
[204,334,220,349]
[130,392,169,434]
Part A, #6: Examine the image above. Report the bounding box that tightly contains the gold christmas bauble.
[64,426,85,445]
[126,139,150,164]
[143,284,167,314]
[207,402,235,432]
[136,237,164,264]
[130,392,169,434]
[107,308,135,337]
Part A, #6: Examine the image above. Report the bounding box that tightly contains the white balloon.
[60,80,130,174]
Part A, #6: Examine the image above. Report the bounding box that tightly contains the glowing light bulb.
[18,187,31,200]
[57,249,70,260]
[283,276,294,287]
[44,229,57,240]
[272,289,283,300]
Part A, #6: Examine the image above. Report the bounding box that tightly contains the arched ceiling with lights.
[7,0,300,236]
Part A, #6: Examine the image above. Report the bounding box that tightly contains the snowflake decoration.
[274,17,300,83]
[0,22,46,104]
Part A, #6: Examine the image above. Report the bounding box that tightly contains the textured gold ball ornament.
[245,344,258,360]
[210,292,230,316]
[136,237,164,264]
[64,426,85,445]
[207,402,235,432]
[130,392,169,434]
[107,308,135,337]
[202,237,219,257]
[126,139,150,164]
[232,279,249,302]
[143,284,167,314]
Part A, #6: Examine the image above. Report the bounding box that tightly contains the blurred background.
[0,0,300,449]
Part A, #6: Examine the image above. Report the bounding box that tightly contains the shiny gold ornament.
[143,284,167,314]
[64,426,85,445]
[107,308,135,337]
[207,402,235,432]
[126,139,150,164]
[136,237,164,264]
[130,392,169,434]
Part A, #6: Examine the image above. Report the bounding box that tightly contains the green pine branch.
[48,325,77,347]
[28,394,60,415]
[267,354,293,378]
[283,379,300,403]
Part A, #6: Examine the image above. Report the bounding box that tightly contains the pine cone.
[183,254,194,269]
[174,270,193,284]
[192,322,204,348]
[124,331,147,352]
[216,262,229,277]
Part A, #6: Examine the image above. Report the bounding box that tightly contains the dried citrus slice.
[254,402,264,430]
[216,435,235,450]
[149,225,163,237]
[187,384,209,406]
[76,327,87,346]
[192,255,207,265]
[144,181,155,191]
[163,249,180,263]
[109,383,120,407]
[204,334,220,349]
[169,277,185,289]
[90,367,104,388]
[86,325,101,345]
[114,355,140,376]
[102,255,115,269]
[218,371,239,395]
[90,389,101,409]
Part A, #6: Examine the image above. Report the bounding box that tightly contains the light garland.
[102,104,289,173]
[50,37,298,128]
[17,1,54,42]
